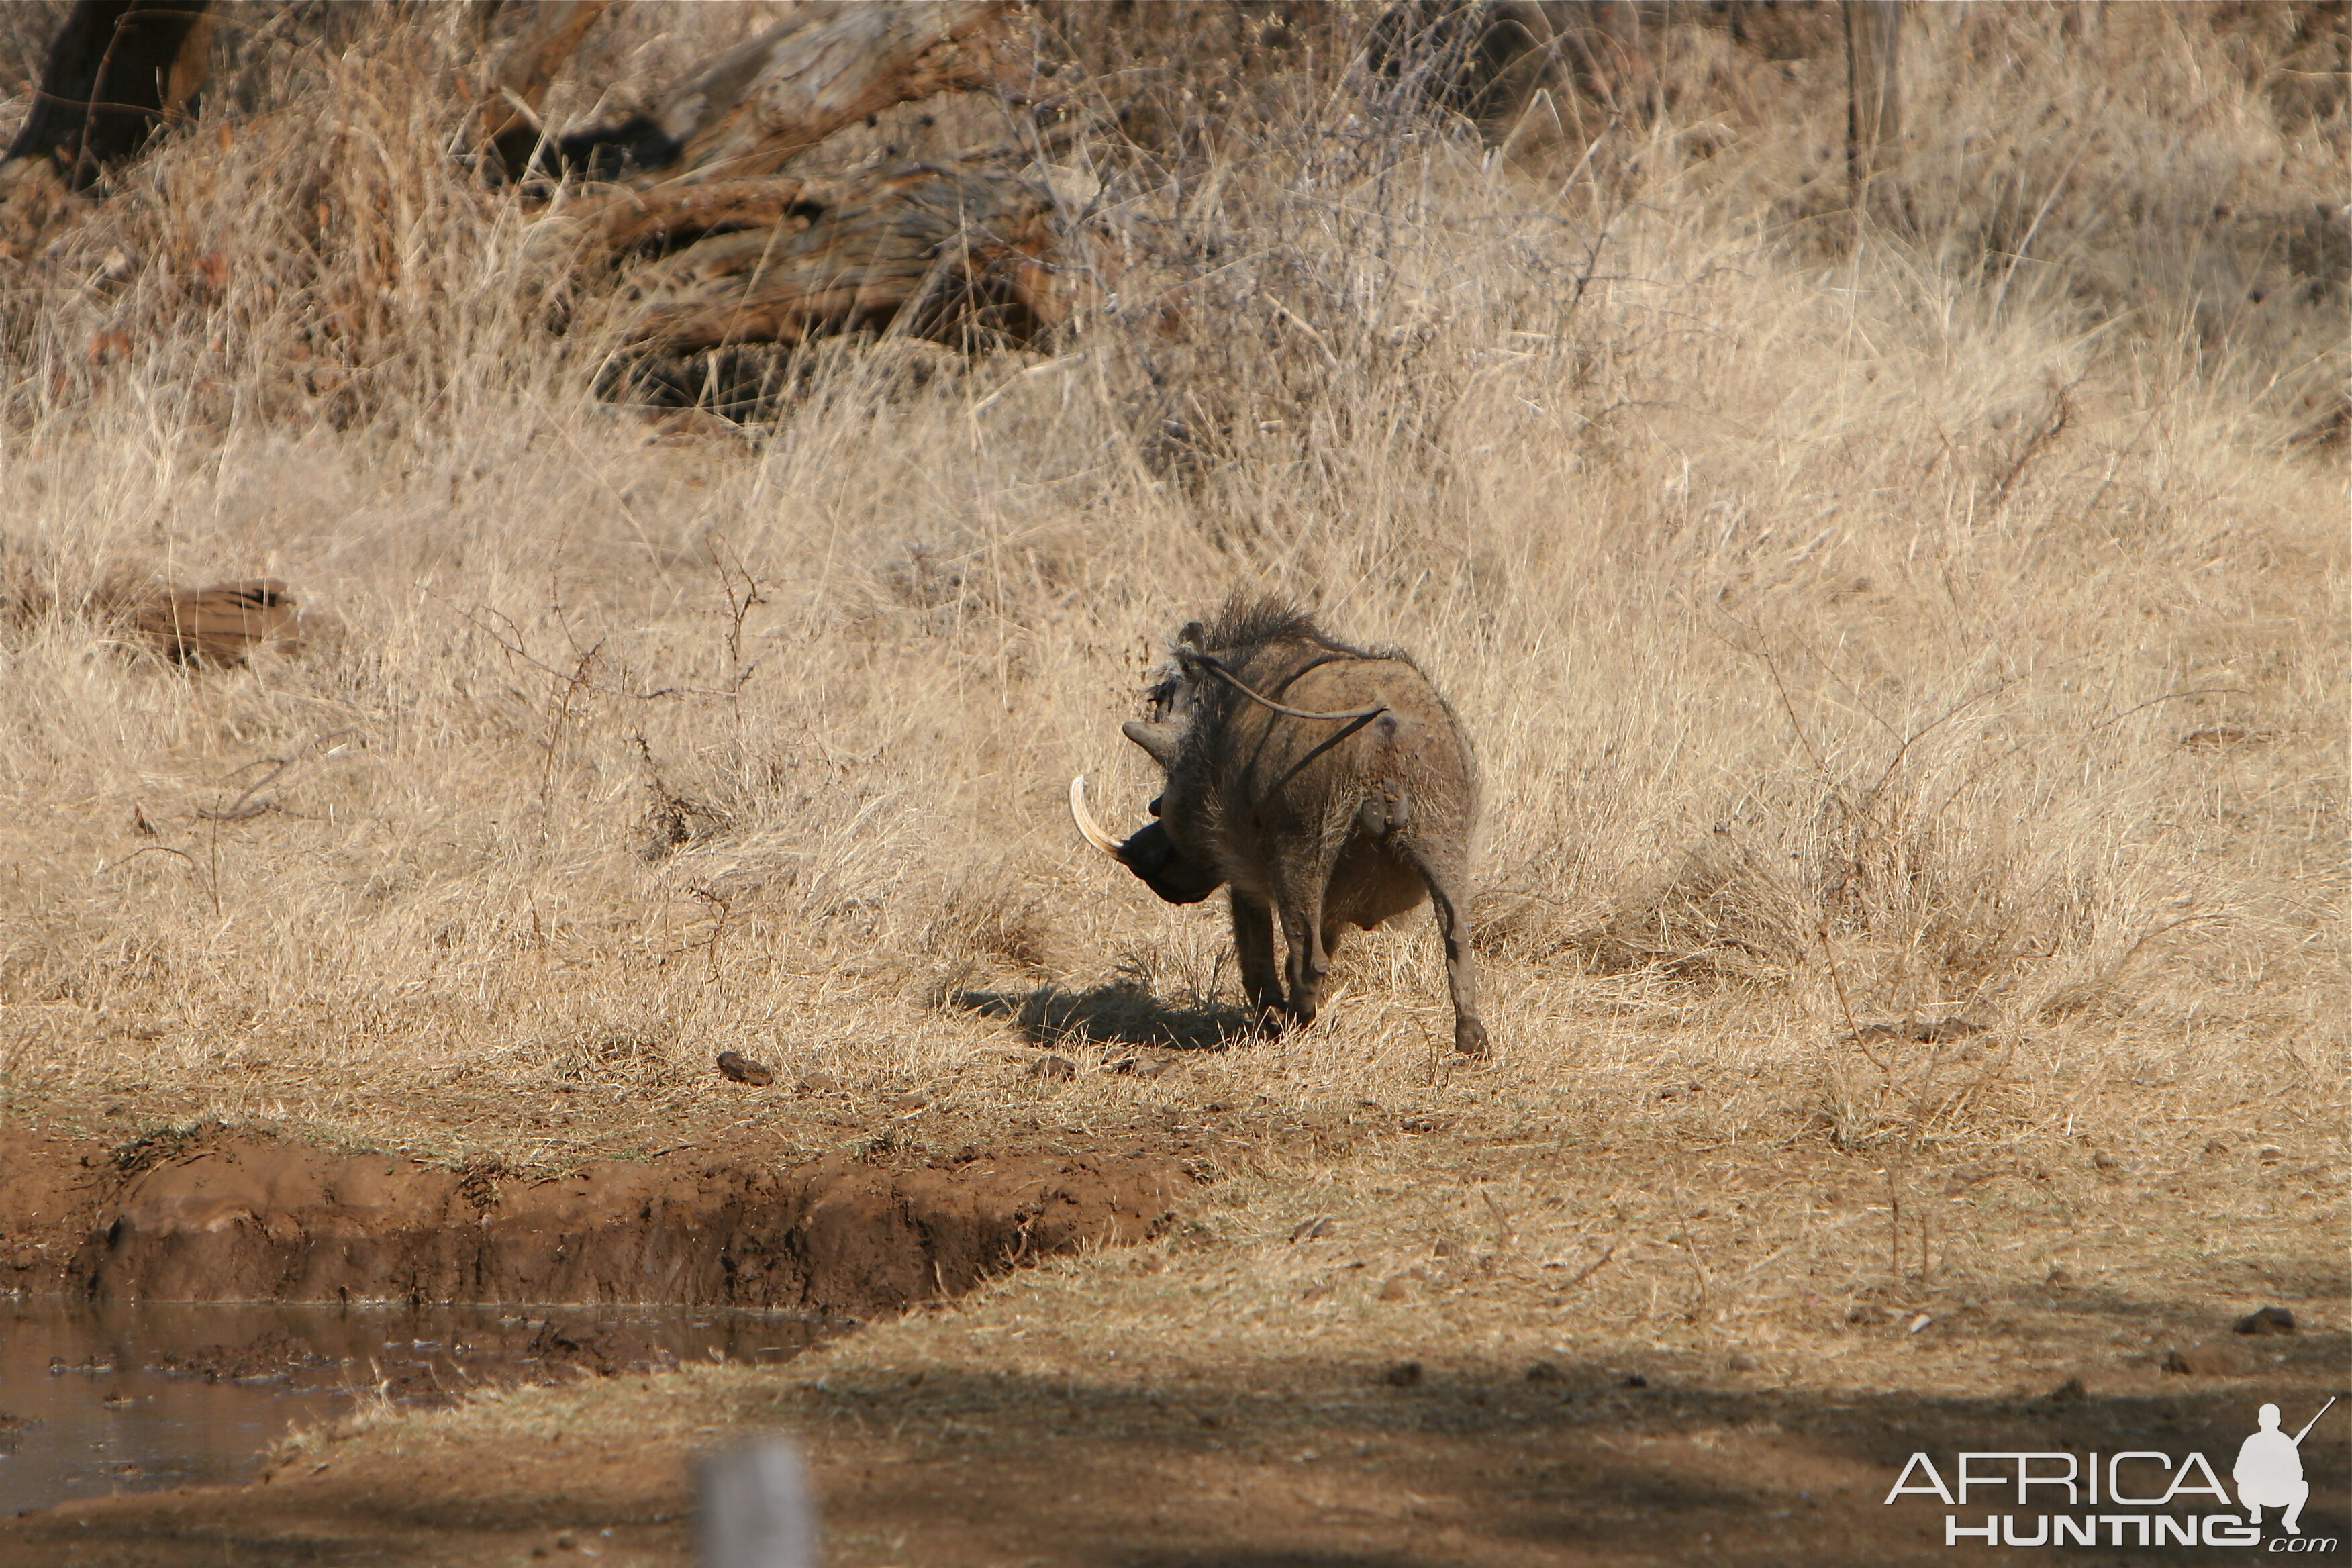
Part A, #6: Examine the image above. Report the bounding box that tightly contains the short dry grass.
[0,0,2342,1381]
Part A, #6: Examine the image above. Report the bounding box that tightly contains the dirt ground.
[3,1085,2343,1568]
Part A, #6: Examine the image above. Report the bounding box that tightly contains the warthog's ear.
[1177,620,1206,648]
[1116,820,1224,905]
[1122,718,1183,770]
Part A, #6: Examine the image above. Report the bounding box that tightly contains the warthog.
[1071,597,1489,1055]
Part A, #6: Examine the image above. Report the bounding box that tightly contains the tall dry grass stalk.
[0,3,2339,1174]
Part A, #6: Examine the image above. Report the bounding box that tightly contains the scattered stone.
[1112,1055,1179,1079]
[1907,1314,1934,1335]
[2234,1306,2296,1336]
[1288,1216,1335,1243]
[2257,1145,2284,1163]
[1027,1054,1076,1081]
[2045,1267,2075,1288]
[1400,1114,1447,1134]
[1376,1272,1417,1301]
[152,1330,321,1382]
[2161,1342,2251,1377]
[1726,1351,1759,1372]
[891,1093,928,1114]
[1620,1372,1649,1389]
[714,1050,774,1086]
[2203,1138,2229,1155]
[796,1071,841,1095]
[1524,1361,1563,1383]
[1432,1238,1457,1258]
[1380,1360,1424,1387]
[1845,1304,1883,1324]
[2044,1377,2086,1404]
[2092,1150,2120,1170]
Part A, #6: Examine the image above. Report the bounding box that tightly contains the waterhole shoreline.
[0,1123,1187,1516]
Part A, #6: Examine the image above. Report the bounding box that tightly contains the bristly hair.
[1193,594,1376,659]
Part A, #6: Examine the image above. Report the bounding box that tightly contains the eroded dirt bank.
[0,1125,1188,1317]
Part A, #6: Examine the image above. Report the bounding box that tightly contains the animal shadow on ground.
[950,983,1259,1051]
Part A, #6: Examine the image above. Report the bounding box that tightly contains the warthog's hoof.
[1453,1018,1491,1057]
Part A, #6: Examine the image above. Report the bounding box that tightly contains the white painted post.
[697,1440,815,1568]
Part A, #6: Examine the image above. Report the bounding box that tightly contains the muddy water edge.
[0,1123,1187,1513]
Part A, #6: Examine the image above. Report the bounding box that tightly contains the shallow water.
[0,1296,838,1515]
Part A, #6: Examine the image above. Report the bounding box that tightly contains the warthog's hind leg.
[1406,844,1488,1056]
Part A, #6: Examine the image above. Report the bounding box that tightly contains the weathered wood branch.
[471,0,614,180]
[620,160,1093,353]
[645,0,1010,183]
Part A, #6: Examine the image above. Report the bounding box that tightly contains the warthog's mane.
[1195,594,1393,665]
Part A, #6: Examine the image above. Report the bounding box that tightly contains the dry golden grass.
[0,0,2341,1325]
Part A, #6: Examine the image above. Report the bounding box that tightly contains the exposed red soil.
[0,1124,1188,1317]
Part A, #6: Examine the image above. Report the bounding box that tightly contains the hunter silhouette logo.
[2238,1398,2333,1537]
[1884,1395,2341,1549]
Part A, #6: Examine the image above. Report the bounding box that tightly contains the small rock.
[796,1071,841,1095]
[891,1092,928,1114]
[2044,1377,2086,1403]
[1906,1313,1934,1335]
[1376,1273,1416,1301]
[1113,1055,1179,1079]
[714,1050,774,1086]
[1845,1304,1883,1324]
[2233,1306,2296,1336]
[554,1532,575,1551]
[2091,1150,2119,1170]
[1288,1216,1335,1243]
[2045,1267,2075,1288]
[1524,1360,1563,1383]
[1379,1361,1423,1387]
[2257,1144,2284,1163]
[2203,1138,2230,1155]
[1620,1372,1649,1389]
[2161,1342,2251,1377]
[1027,1054,1076,1081]
[1726,1351,1759,1372]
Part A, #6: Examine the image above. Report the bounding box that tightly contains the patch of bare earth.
[1,1089,2342,1566]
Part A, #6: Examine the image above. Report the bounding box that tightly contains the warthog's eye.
[1144,677,1186,722]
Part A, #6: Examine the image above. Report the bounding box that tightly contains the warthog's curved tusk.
[1068,775,1128,856]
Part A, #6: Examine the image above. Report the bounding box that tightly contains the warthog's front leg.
[1228,889,1284,1030]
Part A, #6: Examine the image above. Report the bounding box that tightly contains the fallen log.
[623,0,1008,183]
[470,0,616,181]
[620,159,1088,353]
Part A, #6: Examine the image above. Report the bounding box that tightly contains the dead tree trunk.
[4,0,213,188]
[532,0,1104,378]
[1843,0,1902,213]
[470,0,614,181]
